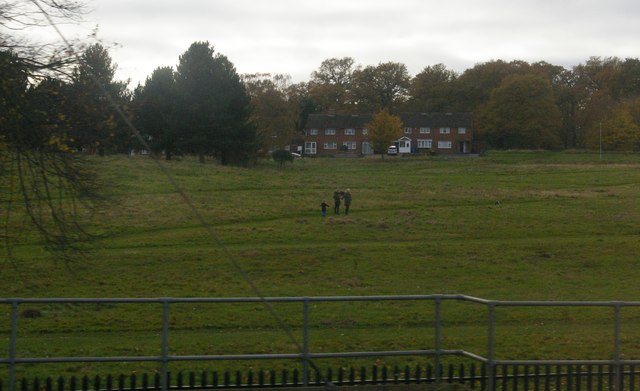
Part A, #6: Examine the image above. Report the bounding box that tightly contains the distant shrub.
[271,150,294,167]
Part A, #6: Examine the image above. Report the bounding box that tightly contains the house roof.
[305,112,472,129]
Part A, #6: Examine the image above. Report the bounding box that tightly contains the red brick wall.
[305,126,473,155]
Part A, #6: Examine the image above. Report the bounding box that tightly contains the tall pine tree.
[68,43,128,155]
[174,41,256,165]
[133,66,178,159]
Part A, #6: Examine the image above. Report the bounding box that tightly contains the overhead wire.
[28,0,334,387]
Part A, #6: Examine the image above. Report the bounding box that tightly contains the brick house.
[303,112,474,156]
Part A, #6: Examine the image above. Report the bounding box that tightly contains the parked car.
[387,145,398,155]
[291,152,302,159]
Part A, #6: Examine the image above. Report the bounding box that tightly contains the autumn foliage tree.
[365,109,403,159]
[406,63,457,112]
[351,61,410,112]
[308,57,357,113]
[574,57,640,151]
[585,99,640,151]
[453,60,530,112]
[1,48,99,265]
[477,74,562,149]
[243,73,299,153]
[0,0,109,264]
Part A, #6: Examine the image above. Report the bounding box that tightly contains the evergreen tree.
[133,66,178,159]
[175,41,256,165]
[67,43,128,155]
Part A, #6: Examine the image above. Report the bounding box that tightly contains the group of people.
[321,189,352,217]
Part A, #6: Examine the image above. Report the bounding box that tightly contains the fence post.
[487,302,496,391]
[9,300,18,391]
[614,303,622,391]
[161,299,170,391]
[302,298,310,386]
[435,297,442,383]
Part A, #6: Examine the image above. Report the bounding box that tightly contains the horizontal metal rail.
[0,294,474,304]
[0,350,444,364]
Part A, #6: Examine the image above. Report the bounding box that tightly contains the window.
[309,128,318,135]
[438,141,452,149]
[304,142,316,154]
[458,127,466,134]
[417,139,432,149]
[362,128,369,135]
[323,142,337,149]
[404,127,413,134]
[345,128,355,135]
[440,127,451,134]
[419,127,431,134]
[343,141,357,150]
[325,128,336,135]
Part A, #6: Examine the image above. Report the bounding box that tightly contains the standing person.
[343,189,352,215]
[333,189,343,214]
[320,200,329,217]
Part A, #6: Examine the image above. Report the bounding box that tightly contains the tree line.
[141,54,640,155]
[294,57,640,151]
[4,45,640,166]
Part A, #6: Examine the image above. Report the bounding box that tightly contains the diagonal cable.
[29,0,334,386]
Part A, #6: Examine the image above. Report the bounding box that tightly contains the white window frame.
[440,127,451,134]
[362,128,369,136]
[323,141,337,149]
[458,127,466,134]
[404,127,413,134]
[417,139,432,149]
[419,127,431,134]
[343,141,357,150]
[325,128,336,135]
[438,140,452,149]
[345,128,355,135]
[304,142,316,154]
[309,128,318,135]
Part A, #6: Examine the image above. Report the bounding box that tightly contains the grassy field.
[2,150,640,379]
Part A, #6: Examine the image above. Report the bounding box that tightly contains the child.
[320,200,329,217]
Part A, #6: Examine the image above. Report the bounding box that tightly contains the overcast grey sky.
[35,0,640,87]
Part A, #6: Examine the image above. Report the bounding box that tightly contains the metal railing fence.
[2,294,640,391]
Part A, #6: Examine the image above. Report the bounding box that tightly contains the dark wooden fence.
[2,363,639,391]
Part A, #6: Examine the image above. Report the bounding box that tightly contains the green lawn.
[2,150,640,380]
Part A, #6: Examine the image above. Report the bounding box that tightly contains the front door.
[398,138,411,154]
[362,142,373,155]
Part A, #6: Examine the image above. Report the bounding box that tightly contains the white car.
[387,145,398,155]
